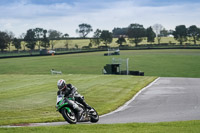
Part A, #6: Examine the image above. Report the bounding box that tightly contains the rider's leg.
[65,98,83,119]
[74,95,92,110]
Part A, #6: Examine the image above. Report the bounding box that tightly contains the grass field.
[0,49,200,77]
[1,120,200,133]
[0,74,156,125]
[0,49,200,132]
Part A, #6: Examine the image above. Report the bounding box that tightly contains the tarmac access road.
[2,77,200,127]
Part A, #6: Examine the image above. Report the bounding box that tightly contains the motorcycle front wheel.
[90,108,99,123]
[61,108,77,124]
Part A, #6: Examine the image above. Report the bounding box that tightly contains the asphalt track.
[2,77,200,127]
[99,77,200,123]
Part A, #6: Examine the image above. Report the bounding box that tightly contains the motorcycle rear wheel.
[61,108,77,124]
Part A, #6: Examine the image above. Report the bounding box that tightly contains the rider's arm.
[57,90,61,96]
[56,90,62,104]
[67,84,77,97]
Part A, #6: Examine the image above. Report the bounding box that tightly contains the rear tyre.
[90,108,99,123]
[61,108,77,124]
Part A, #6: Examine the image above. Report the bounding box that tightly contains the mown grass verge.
[0,49,200,77]
[0,74,156,125]
[1,120,200,133]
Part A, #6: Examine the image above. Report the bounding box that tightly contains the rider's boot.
[85,104,92,110]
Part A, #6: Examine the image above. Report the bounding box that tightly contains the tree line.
[112,24,200,46]
[0,23,200,52]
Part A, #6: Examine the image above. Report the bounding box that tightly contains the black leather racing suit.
[57,84,91,109]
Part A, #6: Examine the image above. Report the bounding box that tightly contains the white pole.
[127,58,129,75]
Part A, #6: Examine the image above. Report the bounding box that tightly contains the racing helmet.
[57,79,66,91]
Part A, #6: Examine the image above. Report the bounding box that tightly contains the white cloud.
[0,0,200,37]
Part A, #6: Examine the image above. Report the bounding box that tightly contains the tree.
[75,44,78,49]
[19,33,26,50]
[112,27,128,37]
[91,29,101,46]
[146,27,156,44]
[160,28,169,37]
[5,31,15,52]
[173,25,188,45]
[157,35,162,45]
[48,29,62,39]
[88,40,93,48]
[12,38,21,52]
[24,29,37,53]
[100,30,113,46]
[0,31,9,52]
[62,33,69,38]
[127,23,146,46]
[188,25,200,45]
[156,28,169,44]
[48,29,62,49]
[76,23,93,38]
[198,33,200,42]
[33,28,44,50]
[152,24,164,44]
[65,40,72,50]
[41,30,50,49]
[116,36,126,46]
[152,24,164,37]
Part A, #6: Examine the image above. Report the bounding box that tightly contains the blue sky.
[0,0,200,37]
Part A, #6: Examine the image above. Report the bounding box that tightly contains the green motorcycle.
[56,96,99,124]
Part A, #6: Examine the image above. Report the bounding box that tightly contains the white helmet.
[57,79,66,90]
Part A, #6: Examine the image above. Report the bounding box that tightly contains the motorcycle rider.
[57,79,92,120]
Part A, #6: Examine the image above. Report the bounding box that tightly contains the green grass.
[0,49,200,132]
[0,74,156,125]
[1,120,200,133]
[0,49,200,77]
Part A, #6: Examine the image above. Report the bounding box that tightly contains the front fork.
[65,107,71,113]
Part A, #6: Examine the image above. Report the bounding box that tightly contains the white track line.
[100,77,160,118]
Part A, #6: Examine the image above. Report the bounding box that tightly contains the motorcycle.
[56,96,99,124]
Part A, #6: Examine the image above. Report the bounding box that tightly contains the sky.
[0,0,200,37]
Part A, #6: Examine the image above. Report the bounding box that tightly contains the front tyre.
[61,108,77,124]
[90,108,99,123]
